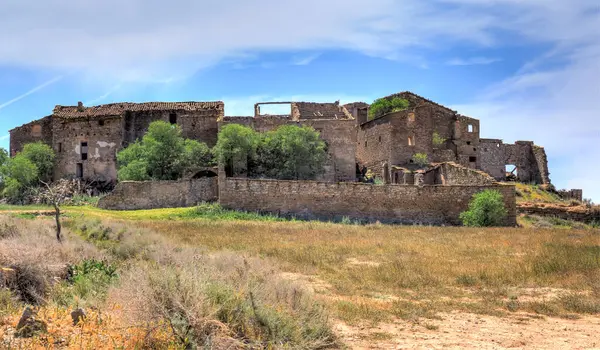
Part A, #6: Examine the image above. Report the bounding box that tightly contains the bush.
[411,153,429,167]
[368,97,410,120]
[52,259,118,307]
[432,132,446,147]
[117,121,213,181]
[459,190,508,227]
[213,124,260,177]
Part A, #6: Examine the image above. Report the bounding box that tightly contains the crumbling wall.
[9,116,53,156]
[556,189,584,202]
[454,115,480,169]
[434,162,496,186]
[98,177,218,210]
[478,139,551,185]
[52,116,122,183]
[356,113,394,170]
[518,202,599,223]
[219,178,516,226]
[478,139,505,180]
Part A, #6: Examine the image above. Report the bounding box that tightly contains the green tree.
[411,153,429,167]
[459,190,508,227]
[257,125,327,180]
[213,124,260,177]
[21,142,55,182]
[368,97,410,120]
[182,139,213,176]
[2,155,38,200]
[117,121,212,181]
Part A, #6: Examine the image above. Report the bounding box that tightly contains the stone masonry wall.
[9,116,53,156]
[53,116,122,182]
[98,177,218,210]
[220,178,517,226]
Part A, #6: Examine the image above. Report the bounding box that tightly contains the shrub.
[411,153,429,167]
[52,259,118,307]
[368,97,410,120]
[459,190,508,227]
[432,132,446,147]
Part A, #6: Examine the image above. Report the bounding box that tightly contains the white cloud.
[291,53,321,66]
[1,0,596,80]
[0,76,63,110]
[451,41,600,201]
[446,57,501,66]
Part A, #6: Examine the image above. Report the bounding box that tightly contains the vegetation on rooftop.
[367,97,410,120]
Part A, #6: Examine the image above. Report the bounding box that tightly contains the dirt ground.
[335,312,600,349]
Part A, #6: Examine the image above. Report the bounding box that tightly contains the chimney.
[77,101,84,112]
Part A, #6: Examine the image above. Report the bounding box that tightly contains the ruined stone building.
[348,92,552,186]
[9,91,558,190]
[10,101,224,183]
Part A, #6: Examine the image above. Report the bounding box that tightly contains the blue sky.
[0,0,598,200]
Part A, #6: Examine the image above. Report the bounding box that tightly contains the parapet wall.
[219,178,517,226]
[98,177,217,210]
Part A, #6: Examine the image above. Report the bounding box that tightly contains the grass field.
[1,203,599,348]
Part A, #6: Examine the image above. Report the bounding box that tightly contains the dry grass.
[135,218,599,322]
[0,215,337,349]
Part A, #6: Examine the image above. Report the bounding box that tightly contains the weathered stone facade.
[9,116,53,156]
[219,177,517,226]
[97,177,218,210]
[10,101,224,184]
[355,91,555,189]
[10,91,575,199]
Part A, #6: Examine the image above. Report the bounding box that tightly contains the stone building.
[351,91,552,186]
[9,91,568,192]
[219,101,356,182]
[9,101,224,184]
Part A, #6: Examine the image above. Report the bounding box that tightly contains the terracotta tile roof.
[53,101,224,118]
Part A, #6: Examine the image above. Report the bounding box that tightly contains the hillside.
[1,205,599,348]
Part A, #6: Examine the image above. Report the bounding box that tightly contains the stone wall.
[219,177,517,226]
[9,116,53,156]
[434,162,495,186]
[478,139,551,185]
[518,203,599,224]
[97,177,218,210]
[52,116,122,183]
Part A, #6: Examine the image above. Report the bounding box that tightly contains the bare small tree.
[40,180,72,243]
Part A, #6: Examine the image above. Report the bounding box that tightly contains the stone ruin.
[8,91,582,214]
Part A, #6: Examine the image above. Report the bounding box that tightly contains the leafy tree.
[182,139,213,176]
[257,125,327,180]
[214,124,327,180]
[213,124,260,177]
[21,142,55,182]
[459,190,508,227]
[368,97,410,120]
[411,153,429,167]
[117,121,212,181]
[2,155,38,200]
